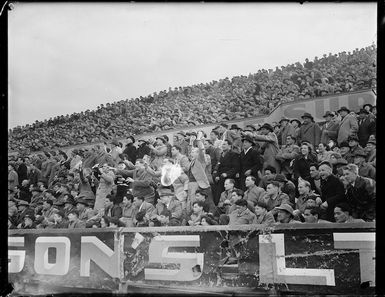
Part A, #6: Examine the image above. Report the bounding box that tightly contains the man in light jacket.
[336,106,358,145]
[320,111,339,144]
[279,117,296,146]
[253,123,280,173]
[186,131,213,213]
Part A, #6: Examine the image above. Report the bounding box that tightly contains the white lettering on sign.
[34,237,70,275]
[144,235,204,281]
[80,236,120,278]
[259,234,335,286]
[333,232,375,287]
[8,237,25,273]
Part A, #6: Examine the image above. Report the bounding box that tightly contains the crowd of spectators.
[8,101,375,229]
[9,45,376,153]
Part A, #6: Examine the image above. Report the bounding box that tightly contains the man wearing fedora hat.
[253,123,280,173]
[67,210,86,228]
[152,186,183,226]
[239,135,263,190]
[357,108,376,148]
[365,139,376,167]
[76,197,95,222]
[347,135,364,158]
[173,132,189,156]
[275,203,301,224]
[298,112,321,148]
[122,136,137,164]
[274,173,296,205]
[289,119,301,143]
[278,117,295,146]
[228,124,243,154]
[363,103,373,113]
[336,106,358,145]
[320,111,339,144]
[353,149,375,180]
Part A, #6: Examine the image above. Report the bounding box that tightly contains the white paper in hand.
[160,163,182,186]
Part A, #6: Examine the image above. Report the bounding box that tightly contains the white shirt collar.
[244,147,252,154]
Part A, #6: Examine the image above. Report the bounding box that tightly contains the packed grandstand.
[8,45,376,230]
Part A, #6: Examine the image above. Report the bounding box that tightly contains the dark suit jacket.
[105,204,123,219]
[17,163,28,185]
[358,116,376,147]
[346,176,375,221]
[320,174,346,221]
[123,143,137,163]
[136,144,151,160]
[206,146,222,174]
[240,147,263,178]
[292,153,318,181]
[215,150,240,179]
[28,168,42,186]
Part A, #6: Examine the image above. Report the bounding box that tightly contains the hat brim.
[258,126,273,132]
[290,119,301,124]
[275,206,293,215]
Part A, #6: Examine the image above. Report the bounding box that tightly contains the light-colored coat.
[253,132,281,173]
[189,140,210,189]
[94,171,115,211]
[243,185,266,206]
[275,144,300,176]
[337,113,358,144]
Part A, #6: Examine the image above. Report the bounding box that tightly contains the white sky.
[8,2,377,128]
